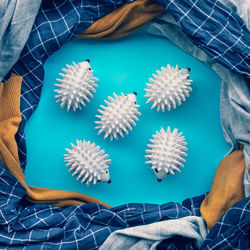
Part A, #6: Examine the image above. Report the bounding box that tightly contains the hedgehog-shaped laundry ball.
[145,65,192,112]
[64,140,111,186]
[95,92,141,141]
[145,127,187,182]
[54,59,99,112]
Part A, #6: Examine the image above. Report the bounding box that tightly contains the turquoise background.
[24,32,230,207]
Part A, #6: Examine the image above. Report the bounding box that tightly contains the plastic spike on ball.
[95,92,141,141]
[145,126,188,181]
[145,64,192,112]
[64,140,111,186]
[54,60,99,112]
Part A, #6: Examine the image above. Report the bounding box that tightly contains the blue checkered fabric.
[1,0,250,249]
[201,197,250,249]
[158,197,250,249]
[0,160,207,249]
[155,0,250,79]
[1,157,249,249]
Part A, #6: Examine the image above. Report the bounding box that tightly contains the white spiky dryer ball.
[95,92,141,141]
[145,127,187,182]
[64,140,111,186]
[54,60,99,111]
[145,64,192,112]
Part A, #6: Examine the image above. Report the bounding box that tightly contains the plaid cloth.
[155,0,250,79]
[0,160,207,249]
[201,197,250,249]
[1,157,249,249]
[1,0,249,249]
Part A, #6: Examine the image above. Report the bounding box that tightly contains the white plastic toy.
[54,59,99,112]
[64,140,111,186]
[145,127,187,182]
[95,92,141,141]
[145,65,192,112]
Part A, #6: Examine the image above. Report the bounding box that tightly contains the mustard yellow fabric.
[0,74,111,208]
[200,150,246,229]
[79,0,165,39]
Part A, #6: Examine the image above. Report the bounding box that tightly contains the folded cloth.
[0,0,41,82]
[0,74,111,208]
[200,150,245,229]
[200,197,250,249]
[219,75,250,197]
[99,216,208,249]
[0,74,22,169]
[79,0,250,79]
[0,162,207,250]
[99,151,245,249]
[153,0,250,80]
[79,0,165,39]
[220,0,250,29]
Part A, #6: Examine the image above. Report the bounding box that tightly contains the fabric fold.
[100,216,208,249]
[79,0,165,39]
[0,74,22,169]
[201,197,250,249]
[219,0,250,29]
[200,150,245,229]
[153,0,250,79]
[81,0,250,79]
[0,0,42,82]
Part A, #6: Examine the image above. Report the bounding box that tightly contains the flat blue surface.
[24,32,230,206]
